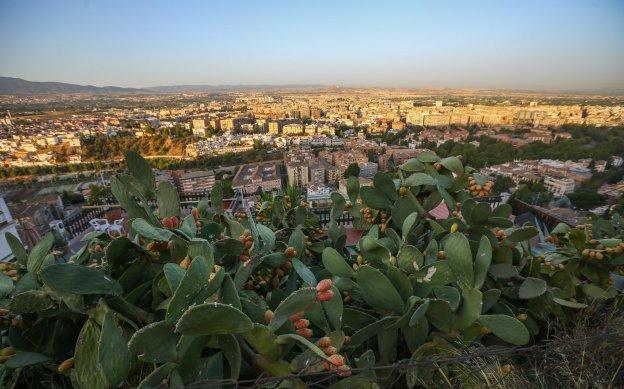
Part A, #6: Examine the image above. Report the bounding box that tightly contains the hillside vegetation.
[0,151,622,387]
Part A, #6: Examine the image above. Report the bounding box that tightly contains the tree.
[492,174,515,194]
[343,163,360,179]
[88,184,112,206]
[221,179,235,198]
[60,190,85,205]
[568,188,607,209]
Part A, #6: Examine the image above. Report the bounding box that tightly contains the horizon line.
[2,75,624,95]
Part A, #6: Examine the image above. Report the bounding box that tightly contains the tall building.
[309,159,326,184]
[359,162,379,179]
[176,170,216,195]
[192,118,207,130]
[325,163,339,183]
[220,118,239,132]
[268,121,281,135]
[287,164,308,187]
[285,150,313,187]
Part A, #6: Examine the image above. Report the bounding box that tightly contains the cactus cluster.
[0,150,621,388]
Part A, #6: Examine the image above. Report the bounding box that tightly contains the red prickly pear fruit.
[317,336,332,348]
[290,311,305,322]
[296,328,313,338]
[316,279,333,293]
[317,290,334,302]
[336,364,352,377]
[294,319,310,329]
[327,354,345,367]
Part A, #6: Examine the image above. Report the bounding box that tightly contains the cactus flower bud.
[180,256,191,270]
[0,347,14,357]
[516,313,528,321]
[264,310,273,324]
[284,246,296,258]
[58,357,74,373]
[317,290,334,302]
[323,346,337,356]
[316,279,333,293]
[450,223,459,233]
[191,208,200,220]
[500,364,512,375]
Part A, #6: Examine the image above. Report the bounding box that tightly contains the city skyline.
[1,0,624,91]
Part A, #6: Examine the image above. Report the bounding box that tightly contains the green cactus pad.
[356,265,405,314]
[478,314,530,345]
[40,264,123,295]
[519,277,548,299]
[176,303,253,335]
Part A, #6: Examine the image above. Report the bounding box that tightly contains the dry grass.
[521,301,624,389]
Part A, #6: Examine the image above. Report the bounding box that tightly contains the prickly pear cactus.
[0,150,621,388]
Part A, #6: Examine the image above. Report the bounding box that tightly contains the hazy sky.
[1,0,623,90]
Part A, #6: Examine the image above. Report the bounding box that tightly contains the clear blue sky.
[1,0,623,90]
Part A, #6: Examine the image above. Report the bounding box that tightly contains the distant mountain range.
[0,77,146,94]
[0,76,327,94]
[3,76,621,95]
[144,84,326,93]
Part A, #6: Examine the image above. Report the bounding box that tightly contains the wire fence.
[185,330,623,388]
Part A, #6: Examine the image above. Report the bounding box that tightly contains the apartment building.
[285,150,313,187]
[220,118,239,132]
[378,147,430,171]
[309,159,326,184]
[283,123,304,136]
[268,121,281,134]
[360,162,379,179]
[176,170,216,195]
[232,162,281,195]
[544,175,576,197]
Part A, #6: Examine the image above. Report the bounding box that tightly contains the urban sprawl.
[1,88,623,258]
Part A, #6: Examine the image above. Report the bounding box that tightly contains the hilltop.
[0,76,146,94]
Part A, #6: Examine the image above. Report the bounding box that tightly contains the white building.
[283,124,304,135]
[544,176,575,197]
